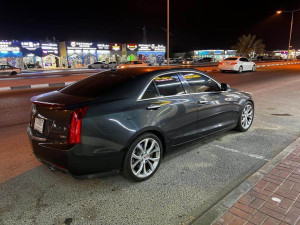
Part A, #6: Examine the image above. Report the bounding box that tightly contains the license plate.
[34,117,44,133]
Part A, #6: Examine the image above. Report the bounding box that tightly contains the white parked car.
[219,57,256,73]
[0,65,21,75]
[107,62,119,69]
[88,62,109,69]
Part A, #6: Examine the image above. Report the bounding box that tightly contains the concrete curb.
[0,81,75,92]
[190,136,300,225]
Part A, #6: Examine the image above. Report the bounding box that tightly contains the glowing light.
[276,10,282,14]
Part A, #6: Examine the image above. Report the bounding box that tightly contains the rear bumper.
[218,65,239,71]
[27,126,122,178]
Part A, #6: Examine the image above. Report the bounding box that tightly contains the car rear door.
[179,71,236,136]
[137,73,198,146]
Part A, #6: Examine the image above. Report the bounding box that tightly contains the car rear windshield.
[60,72,132,98]
[225,57,238,61]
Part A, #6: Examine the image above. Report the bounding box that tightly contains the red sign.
[110,43,122,51]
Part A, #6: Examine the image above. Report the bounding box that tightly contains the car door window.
[154,74,185,96]
[141,81,159,99]
[181,72,220,93]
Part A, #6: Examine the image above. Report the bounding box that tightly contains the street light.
[276,8,300,61]
[167,0,170,66]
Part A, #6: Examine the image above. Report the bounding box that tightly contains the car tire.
[101,65,104,69]
[235,101,254,132]
[238,66,243,73]
[252,65,256,72]
[221,70,225,73]
[122,133,163,181]
[10,71,17,75]
[88,65,92,69]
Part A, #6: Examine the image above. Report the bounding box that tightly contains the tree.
[232,34,265,58]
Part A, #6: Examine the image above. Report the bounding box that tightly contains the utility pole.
[287,11,294,61]
[167,0,170,66]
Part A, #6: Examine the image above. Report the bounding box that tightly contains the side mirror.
[221,83,230,91]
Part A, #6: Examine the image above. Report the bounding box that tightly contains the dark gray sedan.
[27,67,254,181]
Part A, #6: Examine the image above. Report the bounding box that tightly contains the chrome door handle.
[146,105,161,110]
[198,100,209,104]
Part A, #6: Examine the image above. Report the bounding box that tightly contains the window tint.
[60,72,131,98]
[182,73,220,93]
[154,74,185,96]
[225,57,238,61]
[133,61,142,64]
[142,81,159,99]
[240,58,249,62]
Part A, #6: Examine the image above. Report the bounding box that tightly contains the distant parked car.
[0,65,21,75]
[117,61,148,69]
[296,55,300,60]
[108,62,120,69]
[88,62,109,69]
[199,57,213,62]
[182,58,194,65]
[219,57,256,73]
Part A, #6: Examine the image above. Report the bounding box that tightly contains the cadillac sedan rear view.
[28,67,254,181]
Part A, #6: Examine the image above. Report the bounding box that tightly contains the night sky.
[1,0,300,52]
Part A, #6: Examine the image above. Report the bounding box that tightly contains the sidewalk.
[212,143,300,225]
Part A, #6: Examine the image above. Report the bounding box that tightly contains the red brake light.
[68,107,88,145]
[231,62,237,65]
[219,62,223,65]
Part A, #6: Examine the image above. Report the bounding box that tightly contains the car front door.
[137,73,198,146]
[179,71,236,137]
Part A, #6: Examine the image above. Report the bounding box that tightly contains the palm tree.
[232,34,265,58]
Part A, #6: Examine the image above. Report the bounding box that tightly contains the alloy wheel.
[130,138,161,179]
[238,66,243,73]
[241,104,253,129]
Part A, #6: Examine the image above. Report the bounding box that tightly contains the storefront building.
[96,43,110,63]
[21,41,42,68]
[137,44,166,65]
[273,50,300,60]
[194,49,236,62]
[41,42,60,69]
[126,43,138,61]
[110,43,123,62]
[0,41,23,68]
[66,42,97,68]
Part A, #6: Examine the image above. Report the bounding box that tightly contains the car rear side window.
[181,73,220,93]
[142,81,159,99]
[60,72,131,98]
[154,74,185,96]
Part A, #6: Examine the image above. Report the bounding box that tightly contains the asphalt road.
[0,65,300,225]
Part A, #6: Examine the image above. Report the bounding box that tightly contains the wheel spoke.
[132,159,142,168]
[135,162,143,175]
[147,160,154,171]
[136,144,143,152]
[143,139,148,153]
[147,140,156,154]
[142,162,147,175]
[132,153,142,160]
[148,147,160,155]
[148,157,159,162]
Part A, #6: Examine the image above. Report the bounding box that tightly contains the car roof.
[113,67,205,78]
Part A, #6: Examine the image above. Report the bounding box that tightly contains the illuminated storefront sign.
[137,44,166,52]
[127,43,138,51]
[97,43,110,50]
[110,43,122,51]
[41,43,59,56]
[0,41,22,58]
[21,42,40,50]
[68,42,96,50]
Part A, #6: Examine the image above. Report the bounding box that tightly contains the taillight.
[231,62,237,65]
[219,62,223,65]
[68,107,88,145]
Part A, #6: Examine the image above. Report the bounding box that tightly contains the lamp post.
[277,9,300,61]
[167,0,170,66]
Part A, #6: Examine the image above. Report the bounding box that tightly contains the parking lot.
[0,64,300,225]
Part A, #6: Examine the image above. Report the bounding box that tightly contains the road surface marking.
[213,144,268,161]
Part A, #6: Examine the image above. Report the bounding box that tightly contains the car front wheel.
[88,65,92,69]
[122,133,163,181]
[236,101,254,132]
[238,66,243,73]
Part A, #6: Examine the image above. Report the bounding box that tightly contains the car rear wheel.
[10,71,17,75]
[122,133,163,181]
[238,66,243,73]
[236,101,254,132]
[220,70,225,73]
[88,65,92,69]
